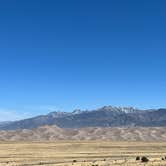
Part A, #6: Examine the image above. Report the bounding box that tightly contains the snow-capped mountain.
[0,106,165,130]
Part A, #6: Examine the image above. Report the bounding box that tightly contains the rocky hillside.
[0,106,166,130]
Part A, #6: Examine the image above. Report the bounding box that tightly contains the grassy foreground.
[0,141,166,166]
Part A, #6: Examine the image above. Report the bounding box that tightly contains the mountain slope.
[0,106,166,130]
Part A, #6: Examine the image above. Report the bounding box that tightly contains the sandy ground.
[0,141,166,166]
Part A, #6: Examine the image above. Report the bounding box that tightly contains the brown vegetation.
[0,141,166,166]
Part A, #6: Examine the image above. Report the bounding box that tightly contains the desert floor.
[0,141,166,166]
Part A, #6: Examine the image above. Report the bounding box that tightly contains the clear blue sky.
[0,0,166,121]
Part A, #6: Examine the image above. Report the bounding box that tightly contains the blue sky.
[0,0,166,121]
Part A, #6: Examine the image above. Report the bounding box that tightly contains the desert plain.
[0,141,166,166]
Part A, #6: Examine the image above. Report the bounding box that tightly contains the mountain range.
[0,106,166,130]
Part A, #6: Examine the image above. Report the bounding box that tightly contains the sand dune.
[0,125,166,141]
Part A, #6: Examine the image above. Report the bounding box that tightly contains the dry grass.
[0,141,166,166]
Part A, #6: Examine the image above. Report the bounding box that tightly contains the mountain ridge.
[0,106,165,130]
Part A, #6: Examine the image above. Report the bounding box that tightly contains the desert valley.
[0,107,166,166]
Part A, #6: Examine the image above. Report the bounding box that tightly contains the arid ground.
[0,141,166,166]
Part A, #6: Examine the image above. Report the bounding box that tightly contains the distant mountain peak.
[47,106,139,117]
[99,105,138,113]
[120,107,138,113]
[0,105,166,130]
[48,111,70,118]
[72,109,83,114]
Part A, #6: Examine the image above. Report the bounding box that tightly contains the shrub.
[73,160,77,163]
[136,156,140,160]
[141,156,149,162]
[162,157,165,160]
